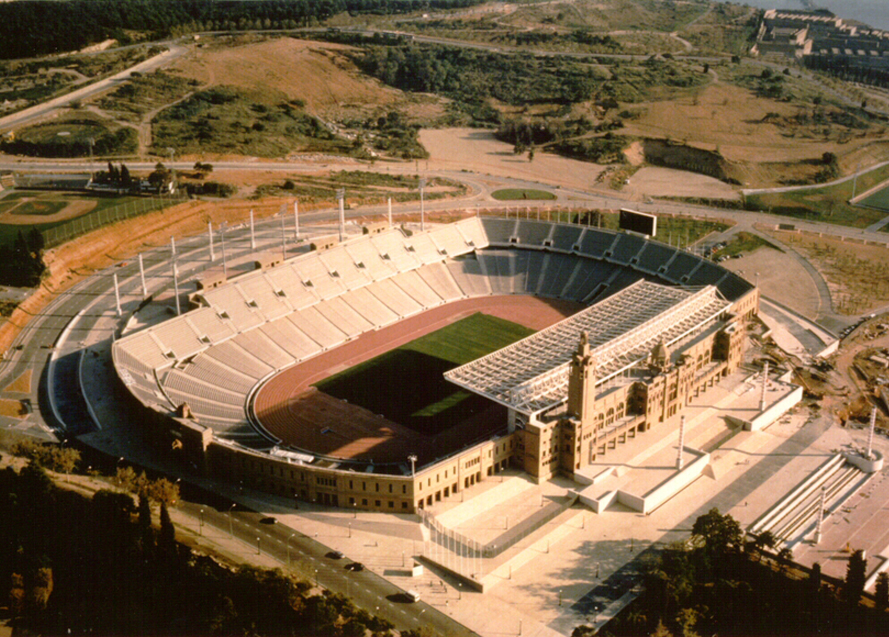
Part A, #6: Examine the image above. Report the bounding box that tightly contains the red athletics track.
[253,295,582,465]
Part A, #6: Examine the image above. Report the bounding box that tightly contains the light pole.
[348,523,352,538]
[559,589,562,606]
[228,503,235,538]
[256,536,261,555]
[419,178,427,232]
[288,533,295,567]
[458,582,462,600]
[199,508,204,536]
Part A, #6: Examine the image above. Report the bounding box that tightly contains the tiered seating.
[405,233,446,265]
[371,231,420,272]
[287,307,346,350]
[316,297,373,338]
[234,329,295,371]
[662,252,701,283]
[151,320,204,361]
[598,268,645,299]
[187,354,257,394]
[343,287,400,327]
[686,259,725,287]
[635,242,678,274]
[608,233,647,266]
[345,242,397,281]
[113,345,155,382]
[116,330,171,371]
[238,274,292,320]
[515,220,553,248]
[538,253,576,298]
[202,286,264,332]
[205,341,274,380]
[164,369,245,406]
[478,251,511,294]
[447,258,491,296]
[455,216,488,248]
[428,224,473,257]
[392,270,443,308]
[417,262,464,302]
[480,217,517,245]
[260,320,321,361]
[319,248,372,290]
[265,264,318,310]
[565,260,620,302]
[512,250,530,293]
[293,258,346,300]
[525,251,548,295]
[716,273,753,301]
[371,278,424,317]
[186,307,237,345]
[576,228,618,259]
[549,224,584,253]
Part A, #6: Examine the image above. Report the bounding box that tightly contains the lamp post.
[559,589,562,606]
[256,536,261,555]
[419,178,427,232]
[228,503,235,538]
[288,533,295,567]
[199,508,204,536]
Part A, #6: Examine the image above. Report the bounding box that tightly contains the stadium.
[112,215,759,513]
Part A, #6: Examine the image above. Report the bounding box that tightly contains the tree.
[753,530,776,562]
[876,571,889,613]
[807,562,822,601]
[528,145,535,162]
[27,566,53,613]
[691,508,742,556]
[158,500,176,562]
[138,493,153,556]
[844,549,867,606]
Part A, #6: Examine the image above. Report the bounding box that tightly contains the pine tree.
[876,572,889,613]
[158,501,176,565]
[844,549,867,606]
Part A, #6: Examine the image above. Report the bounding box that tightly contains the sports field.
[314,313,533,436]
[859,182,889,214]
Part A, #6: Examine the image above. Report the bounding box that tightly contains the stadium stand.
[205,340,274,380]
[512,250,530,293]
[635,242,679,275]
[392,270,444,308]
[445,258,492,297]
[316,297,373,338]
[525,251,548,295]
[344,241,397,281]
[429,223,473,257]
[515,219,553,248]
[186,307,238,345]
[662,251,701,283]
[342,287,400,327]
[238,274,293,320]
[576,228,619,259]
[265,264,319,310]
[549,224,584,253]
[372,278,424,317]
[454,216,488,248]
[607,233,647,266]
[406,232,448,266]
[260,320,321,361]
[235,329,296,371]
[319,248,372,291]
[371,231,421,272]
[293,257,347,300]
[417,262,465,302]
[201,286,265,332]
[287,307,347,350]
[480,217,517,245]
[186,354,258,394]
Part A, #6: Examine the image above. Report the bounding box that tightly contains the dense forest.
[0,0,485,59]
[0,229,46,288]
[0,453,408,636]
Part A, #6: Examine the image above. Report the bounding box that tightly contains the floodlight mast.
[337,189,346,242]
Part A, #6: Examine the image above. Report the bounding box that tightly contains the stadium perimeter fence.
[42,192,189,248]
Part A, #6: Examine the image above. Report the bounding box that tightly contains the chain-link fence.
[42,192,188,248]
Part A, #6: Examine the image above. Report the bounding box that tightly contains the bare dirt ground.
[765,229,889,316]
[0,197,96,225]
[620,81,889,187]
[170,37,447,122]
[625,166,740,200]
[255,295,581,464]
[420,128,609,192]
[720,246,821,319]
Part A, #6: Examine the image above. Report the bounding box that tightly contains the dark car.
[260,516,277,525]
[328,551,345,559]
[345,562,364,572]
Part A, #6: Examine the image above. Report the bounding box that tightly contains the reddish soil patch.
[254,295,580,464]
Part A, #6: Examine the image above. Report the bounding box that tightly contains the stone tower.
[567,331,597,423]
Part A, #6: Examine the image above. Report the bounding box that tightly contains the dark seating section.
[515,220,553,248]
[480,217,517,245]
[576,228,618,259]
[635,242,678,274]
[686,260,725,287]
[549,224,584,253]
[662,252,701,283]
[607,233,647,265]
[525,251,548,294]
[716,273,754,300]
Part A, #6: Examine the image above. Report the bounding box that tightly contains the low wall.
[636,447,710,514]
[843,449,884,473]
[745,384,804,432]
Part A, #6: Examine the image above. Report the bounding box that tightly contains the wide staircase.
[749,454,871,548]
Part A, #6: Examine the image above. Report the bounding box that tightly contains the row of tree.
[0,0,486,59]
[0,228,46,288]
[2,446,411,636]
[592,508,889,637]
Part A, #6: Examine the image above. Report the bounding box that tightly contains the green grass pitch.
[314,313,534,435]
